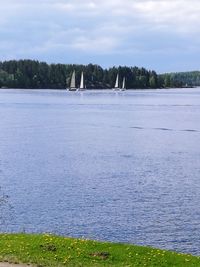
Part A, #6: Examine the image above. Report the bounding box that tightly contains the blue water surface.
[0,88,200,255]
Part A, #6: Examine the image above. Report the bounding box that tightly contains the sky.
[0,0,200,73]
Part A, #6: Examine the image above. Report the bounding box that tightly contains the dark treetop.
[0,59,198,89]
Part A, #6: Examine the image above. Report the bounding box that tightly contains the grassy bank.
[0,234,199,266]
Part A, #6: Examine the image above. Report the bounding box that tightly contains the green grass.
[0,234,199,266]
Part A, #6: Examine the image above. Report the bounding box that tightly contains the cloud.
[134,0,200,33]
[0,0,200,72]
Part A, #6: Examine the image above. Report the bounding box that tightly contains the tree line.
[0,59,199,89]
[160,71,200,88]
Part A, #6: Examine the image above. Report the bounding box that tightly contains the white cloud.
[134,0,200,33]
[72,36,118,53]
[0,0,200,71]
[50,0,200,32]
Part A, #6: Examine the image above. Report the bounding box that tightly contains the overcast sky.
[0,0,200,72]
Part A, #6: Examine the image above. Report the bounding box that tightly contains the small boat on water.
[77,71,86,91]
[121,77,126,91]
[113,74,126,91]
[113,73,120,91]
[67,70,77,91]
[67,71,86,91]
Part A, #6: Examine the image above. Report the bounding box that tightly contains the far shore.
[0,86,196,90]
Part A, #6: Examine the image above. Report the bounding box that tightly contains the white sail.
[80,71,84,89]
[122,77,126,90]
[70,70,76,89]
[115,73,119,88]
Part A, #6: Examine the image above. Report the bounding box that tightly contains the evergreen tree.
[0,59,175,89]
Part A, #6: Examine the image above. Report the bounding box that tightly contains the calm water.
[0,88,200,255]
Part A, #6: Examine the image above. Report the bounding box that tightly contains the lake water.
[0,88,200,255]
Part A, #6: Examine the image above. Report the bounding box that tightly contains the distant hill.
[159,71,200,88]
[0,59,160,89]
[1,59,199,89]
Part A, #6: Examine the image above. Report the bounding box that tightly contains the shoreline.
[0,86,197,91]
[0,233,199,266]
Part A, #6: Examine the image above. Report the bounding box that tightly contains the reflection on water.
[0,88,200,255]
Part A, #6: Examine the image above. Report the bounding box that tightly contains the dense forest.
[0,59,199,89]
[0,59,159,89]
[160,71,200,88]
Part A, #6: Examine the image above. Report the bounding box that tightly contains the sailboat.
[121,77,126,91]
[67,70,77,91]
[113,73,120,90]
[78,71,86,91]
